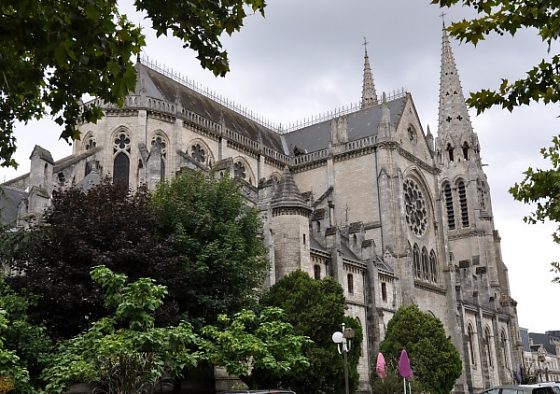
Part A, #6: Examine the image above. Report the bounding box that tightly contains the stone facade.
[1,28,523,393]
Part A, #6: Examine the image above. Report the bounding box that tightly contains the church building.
[1,27,523,393]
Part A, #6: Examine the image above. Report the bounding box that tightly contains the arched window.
[430,250,438,283]
[500,330,509,369]
[468,324,476,366]
[234,161,247,180]
[113,152,130,187]
[313,264,321,280]
[462,141,469,160]
[303,233,306,246]
[485,327,493,367]
[413,244,421,278]
[113,130,131,187]
[446,143,454,162]
[458,180,469,227]
[347,273,354,294]
[421,247,429,281]
[443,182,455,230]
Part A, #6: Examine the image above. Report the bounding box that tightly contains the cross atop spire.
[439,11,447,28]
[361,37,378,109]
[437,26,473,139]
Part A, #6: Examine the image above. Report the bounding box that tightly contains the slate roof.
[0,186,26,226]
[30,145,54,164]
[283,96,407,154]
[270,168,310,211]
[135,63,286,154]
[529,332,558,355]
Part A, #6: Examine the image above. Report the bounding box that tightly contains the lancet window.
[484,327,493,367]
[458,180,469,227]
[430,250,438,283]
[500,330,509,369]
[421,247,429,281]
[413,244,421,279]
[113,130,131,187]
[468,324,476,366]
[446,143,454,162]
[462,141,469,160]
[443,182,455,230]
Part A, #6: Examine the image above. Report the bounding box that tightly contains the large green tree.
[379,304,462,394]
[5,171,268,338]
[256,270,363,394]
[0,0,266,168]
[150,170,268,327]
[431,0,560,281]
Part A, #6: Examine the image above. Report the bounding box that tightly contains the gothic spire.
[438,26,473,137]
[361,38,378,109]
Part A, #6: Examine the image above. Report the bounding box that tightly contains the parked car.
[479,385,558,394]
[523,383,560,394]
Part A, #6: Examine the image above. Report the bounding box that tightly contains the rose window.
[234,161,246,179]
[151,135,167,156]
[191,144,206,163]
[403,178,428,237]
[114,133,131,151]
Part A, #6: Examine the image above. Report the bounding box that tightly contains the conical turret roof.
[271,167,310,211]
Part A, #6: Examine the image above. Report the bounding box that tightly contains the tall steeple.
[438,26,473,138]
[361,38,378,109]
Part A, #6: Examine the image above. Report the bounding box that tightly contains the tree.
[0,0,266,168]
[256,270,363,394]
[4,181,175,339]
[42,266,202,394]
[201,307,311,388]
[431,0,560,281]
[5,172,268,338]
[379,305,462,394]
[42,266,308,394]
[150,170,269,327]
[510,135,560,282]
[0,276,52,390]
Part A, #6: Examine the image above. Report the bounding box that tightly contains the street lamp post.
[332,323,355,394]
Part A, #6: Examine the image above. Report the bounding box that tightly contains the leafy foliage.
[257,270,363,393]
[510,135,560,282]
[0,276,52,391]
[379,304,462,394]
[0,0,266,168]
[201,307,311,387]
[42,266,201,394]
[151,170,268,327]
[5,172,268,338]
[0,309,32,393]
[4,181,174,339]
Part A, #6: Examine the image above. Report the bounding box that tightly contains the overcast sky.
[1,0,558,333]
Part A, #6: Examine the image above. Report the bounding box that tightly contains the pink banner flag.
[376,352,387,379]
[398,349,413,379]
